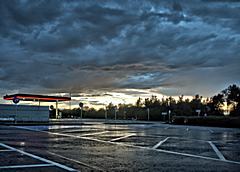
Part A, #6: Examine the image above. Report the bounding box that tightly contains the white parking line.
[0,164,54,169]
[152,137,170,149]
[13,126,41,131]
[169,136,208,142]
[80,131,109,136]
[208,129,214,133]
[0,149,14,152]
[47,151,105,171]
[0,143,77,171]
[114,141,240,165]
[41,130,240,165]
[63,129,99,133]
[110,134,135,142]
[208,141,226,160]
[212,139,239,143]
[14,126,240,166]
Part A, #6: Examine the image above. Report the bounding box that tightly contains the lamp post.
[79,102,84,119]
[147,108,150,121]
[56,100,58,119]
[104,101,108,120]
[13,97,19,123]
[167,99,171,123]
[114,107,117,120]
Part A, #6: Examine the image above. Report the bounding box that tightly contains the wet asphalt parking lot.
[0,119,240,171]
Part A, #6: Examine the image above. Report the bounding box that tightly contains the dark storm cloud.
[0,0,63,38]
[0,0,240,97]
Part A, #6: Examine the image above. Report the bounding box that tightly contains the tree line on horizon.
[59,84,240,120]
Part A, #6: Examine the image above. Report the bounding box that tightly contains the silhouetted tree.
[173,95,192,116]
[136,97,143,107]
[191,94,203,116]
[222,84,240,116]
[61,84,240,120]
[206,94,224,116]
[106,102,117,119]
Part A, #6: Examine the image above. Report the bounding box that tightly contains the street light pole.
[56,100,58,119]
[115,107,117,120]
[79,102,84,119]
[81,108,83,118]
[168,110,171,123]
[69,92,71,110]
[168,99,171,123]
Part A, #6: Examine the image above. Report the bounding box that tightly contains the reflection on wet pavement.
[0,120,240,171]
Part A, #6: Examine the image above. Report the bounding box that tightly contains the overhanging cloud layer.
[0,0,240,98]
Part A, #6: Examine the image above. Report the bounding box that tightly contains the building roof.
[3,94,71,102]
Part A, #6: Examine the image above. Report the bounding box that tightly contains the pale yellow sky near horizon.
[0,88,199,110]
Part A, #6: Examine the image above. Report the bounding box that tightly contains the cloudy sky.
[0,0,240,107]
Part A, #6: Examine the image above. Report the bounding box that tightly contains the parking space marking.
[212,139,239,143]
[208,129,214,133]
[47,151,105,171]
[14,126,41,131]
[115,141,240,165]
[44,131,240,165]
[152,137,170,149]
[14,126,240,166]
[0,149,14,152]
[208,141,226,160]
[63,129,99,133]
[0,164,54,169]
[170,136,208,142]
[110,134,135,142]
[0,143,77,171]
[80,131,109,136]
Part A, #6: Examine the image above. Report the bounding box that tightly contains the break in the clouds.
[0,0,240,99]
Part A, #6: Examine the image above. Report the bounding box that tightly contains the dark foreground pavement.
[0,119,240,171]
